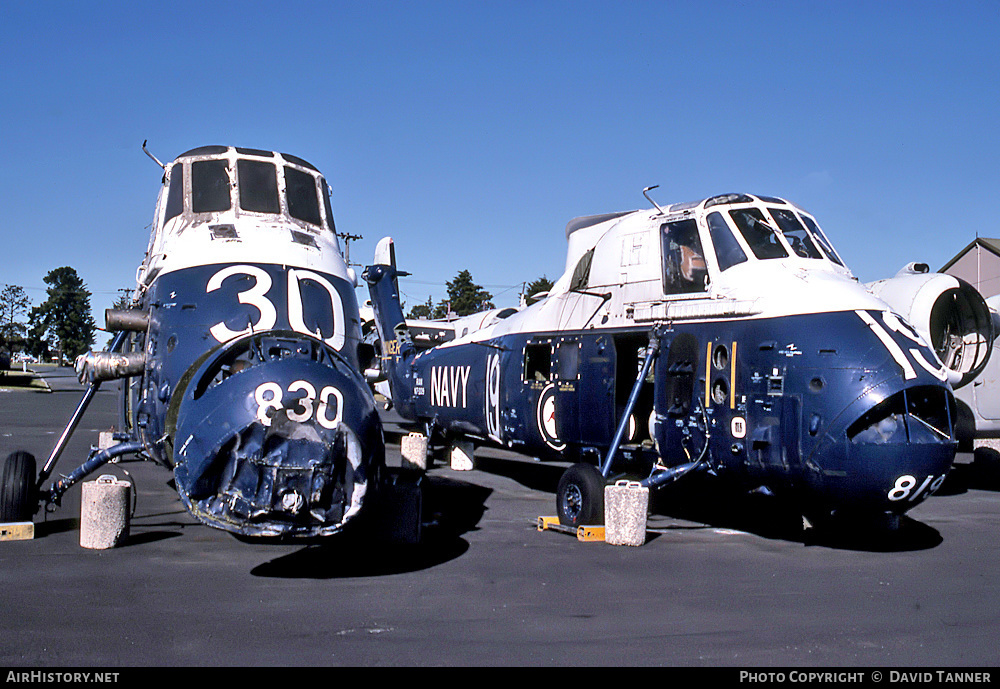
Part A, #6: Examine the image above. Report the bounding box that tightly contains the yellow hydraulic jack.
[537,516,605,542]
[0,522,34,541]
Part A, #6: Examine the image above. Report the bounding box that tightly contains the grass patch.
[0,370,50,392]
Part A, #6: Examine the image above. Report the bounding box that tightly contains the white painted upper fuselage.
[450,194,909,347]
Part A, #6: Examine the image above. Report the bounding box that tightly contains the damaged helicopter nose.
[167,331,384,537]
[803,381,957,520]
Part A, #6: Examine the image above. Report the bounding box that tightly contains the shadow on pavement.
[251,474,492,579]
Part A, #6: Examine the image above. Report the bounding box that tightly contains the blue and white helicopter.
[0,145,419,539]
[363,190,994,530]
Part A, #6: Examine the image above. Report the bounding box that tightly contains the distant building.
[940,238,1000,299]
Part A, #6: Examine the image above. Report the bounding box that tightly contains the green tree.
[433,270,494,319]
[525,275,553,306]
[29,267,96,364]
[407,296,435,320]
[113,287,134,310]
[0,284,30,356]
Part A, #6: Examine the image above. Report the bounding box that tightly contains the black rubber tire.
[556,463,606,527]
[1,451,37,522]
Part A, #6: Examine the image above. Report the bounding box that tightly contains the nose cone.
[735,309,959,522]
[804,378,956,519]
[168,332,384,537]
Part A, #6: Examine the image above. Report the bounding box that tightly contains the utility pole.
[337,233,363,267]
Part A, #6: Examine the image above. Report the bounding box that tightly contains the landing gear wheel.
[1,451,37,522]
[556,463,606,527]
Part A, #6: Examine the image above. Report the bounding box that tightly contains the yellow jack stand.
[0,522,34,541]
[537,516,605,542]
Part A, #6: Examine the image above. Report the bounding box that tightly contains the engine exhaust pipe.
[105,309,149,332]
[75,351,146,384]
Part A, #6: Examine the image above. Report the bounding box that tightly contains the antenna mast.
[142,140,165,169]
[643,185,666,215]
[337,232,363,267]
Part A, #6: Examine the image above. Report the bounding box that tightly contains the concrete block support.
[80,475,131,549]
[604,480,648,546]
[401,433,430,471]
[449,440,474,471]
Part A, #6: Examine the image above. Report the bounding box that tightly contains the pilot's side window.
[191,160,232,213]
[285,166,322,226]
[164,164,184,223]
[707,212,748,272]
[661,219,708,295]
[524,343,552,382]
[238,160,279,214]
[321,178,337,233]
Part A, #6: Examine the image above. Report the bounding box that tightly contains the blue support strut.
[38,331,129,487]
[47,441,145,506]
[600,330,660,478]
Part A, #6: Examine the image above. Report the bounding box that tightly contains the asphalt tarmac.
[1,368,999,668]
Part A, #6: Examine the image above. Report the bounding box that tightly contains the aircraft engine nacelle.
[867,264,995,389]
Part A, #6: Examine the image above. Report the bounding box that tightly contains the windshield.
[706,211,748,272]
[799,213,844,266]
[728,208,788,259]
[767,207,823,259]
[191,159,232,213]
[700,201,848,273]
[179,154,332,232]
[238,159,280,214]
[285,166,322,226]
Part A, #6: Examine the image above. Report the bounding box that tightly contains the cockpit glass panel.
[164,164,184,222]
[235,147,273,158]
[661,219,708,294]
[321,178,336,233]
[728,208,789,259]
[707,212,748,272]
[238,160,280,214]
[768,208,822,259]
[799,214,845,266]
[285,166,322,226]
[191,160,231,213]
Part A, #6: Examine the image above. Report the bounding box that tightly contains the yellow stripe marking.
[730,340,737,409]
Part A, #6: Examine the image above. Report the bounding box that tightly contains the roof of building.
[939,238,1000,273]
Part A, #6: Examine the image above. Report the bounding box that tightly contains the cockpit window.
[728,208,788,259]
[706,212,748,272]
[799,214,844,266]
[570,248,595,291]
[321,178,336,232]
[164,164,184,223]
[661,219,708,294]
[191,159,231,213]
[238,160,280,214]
[285,166,322,226]
[170,152,339,245]
[768,208,822,259]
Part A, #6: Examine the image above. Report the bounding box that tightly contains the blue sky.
[2,1,998,335]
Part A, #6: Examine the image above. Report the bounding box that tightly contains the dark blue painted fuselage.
[366,263,955,521]
[129,262,382,536]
